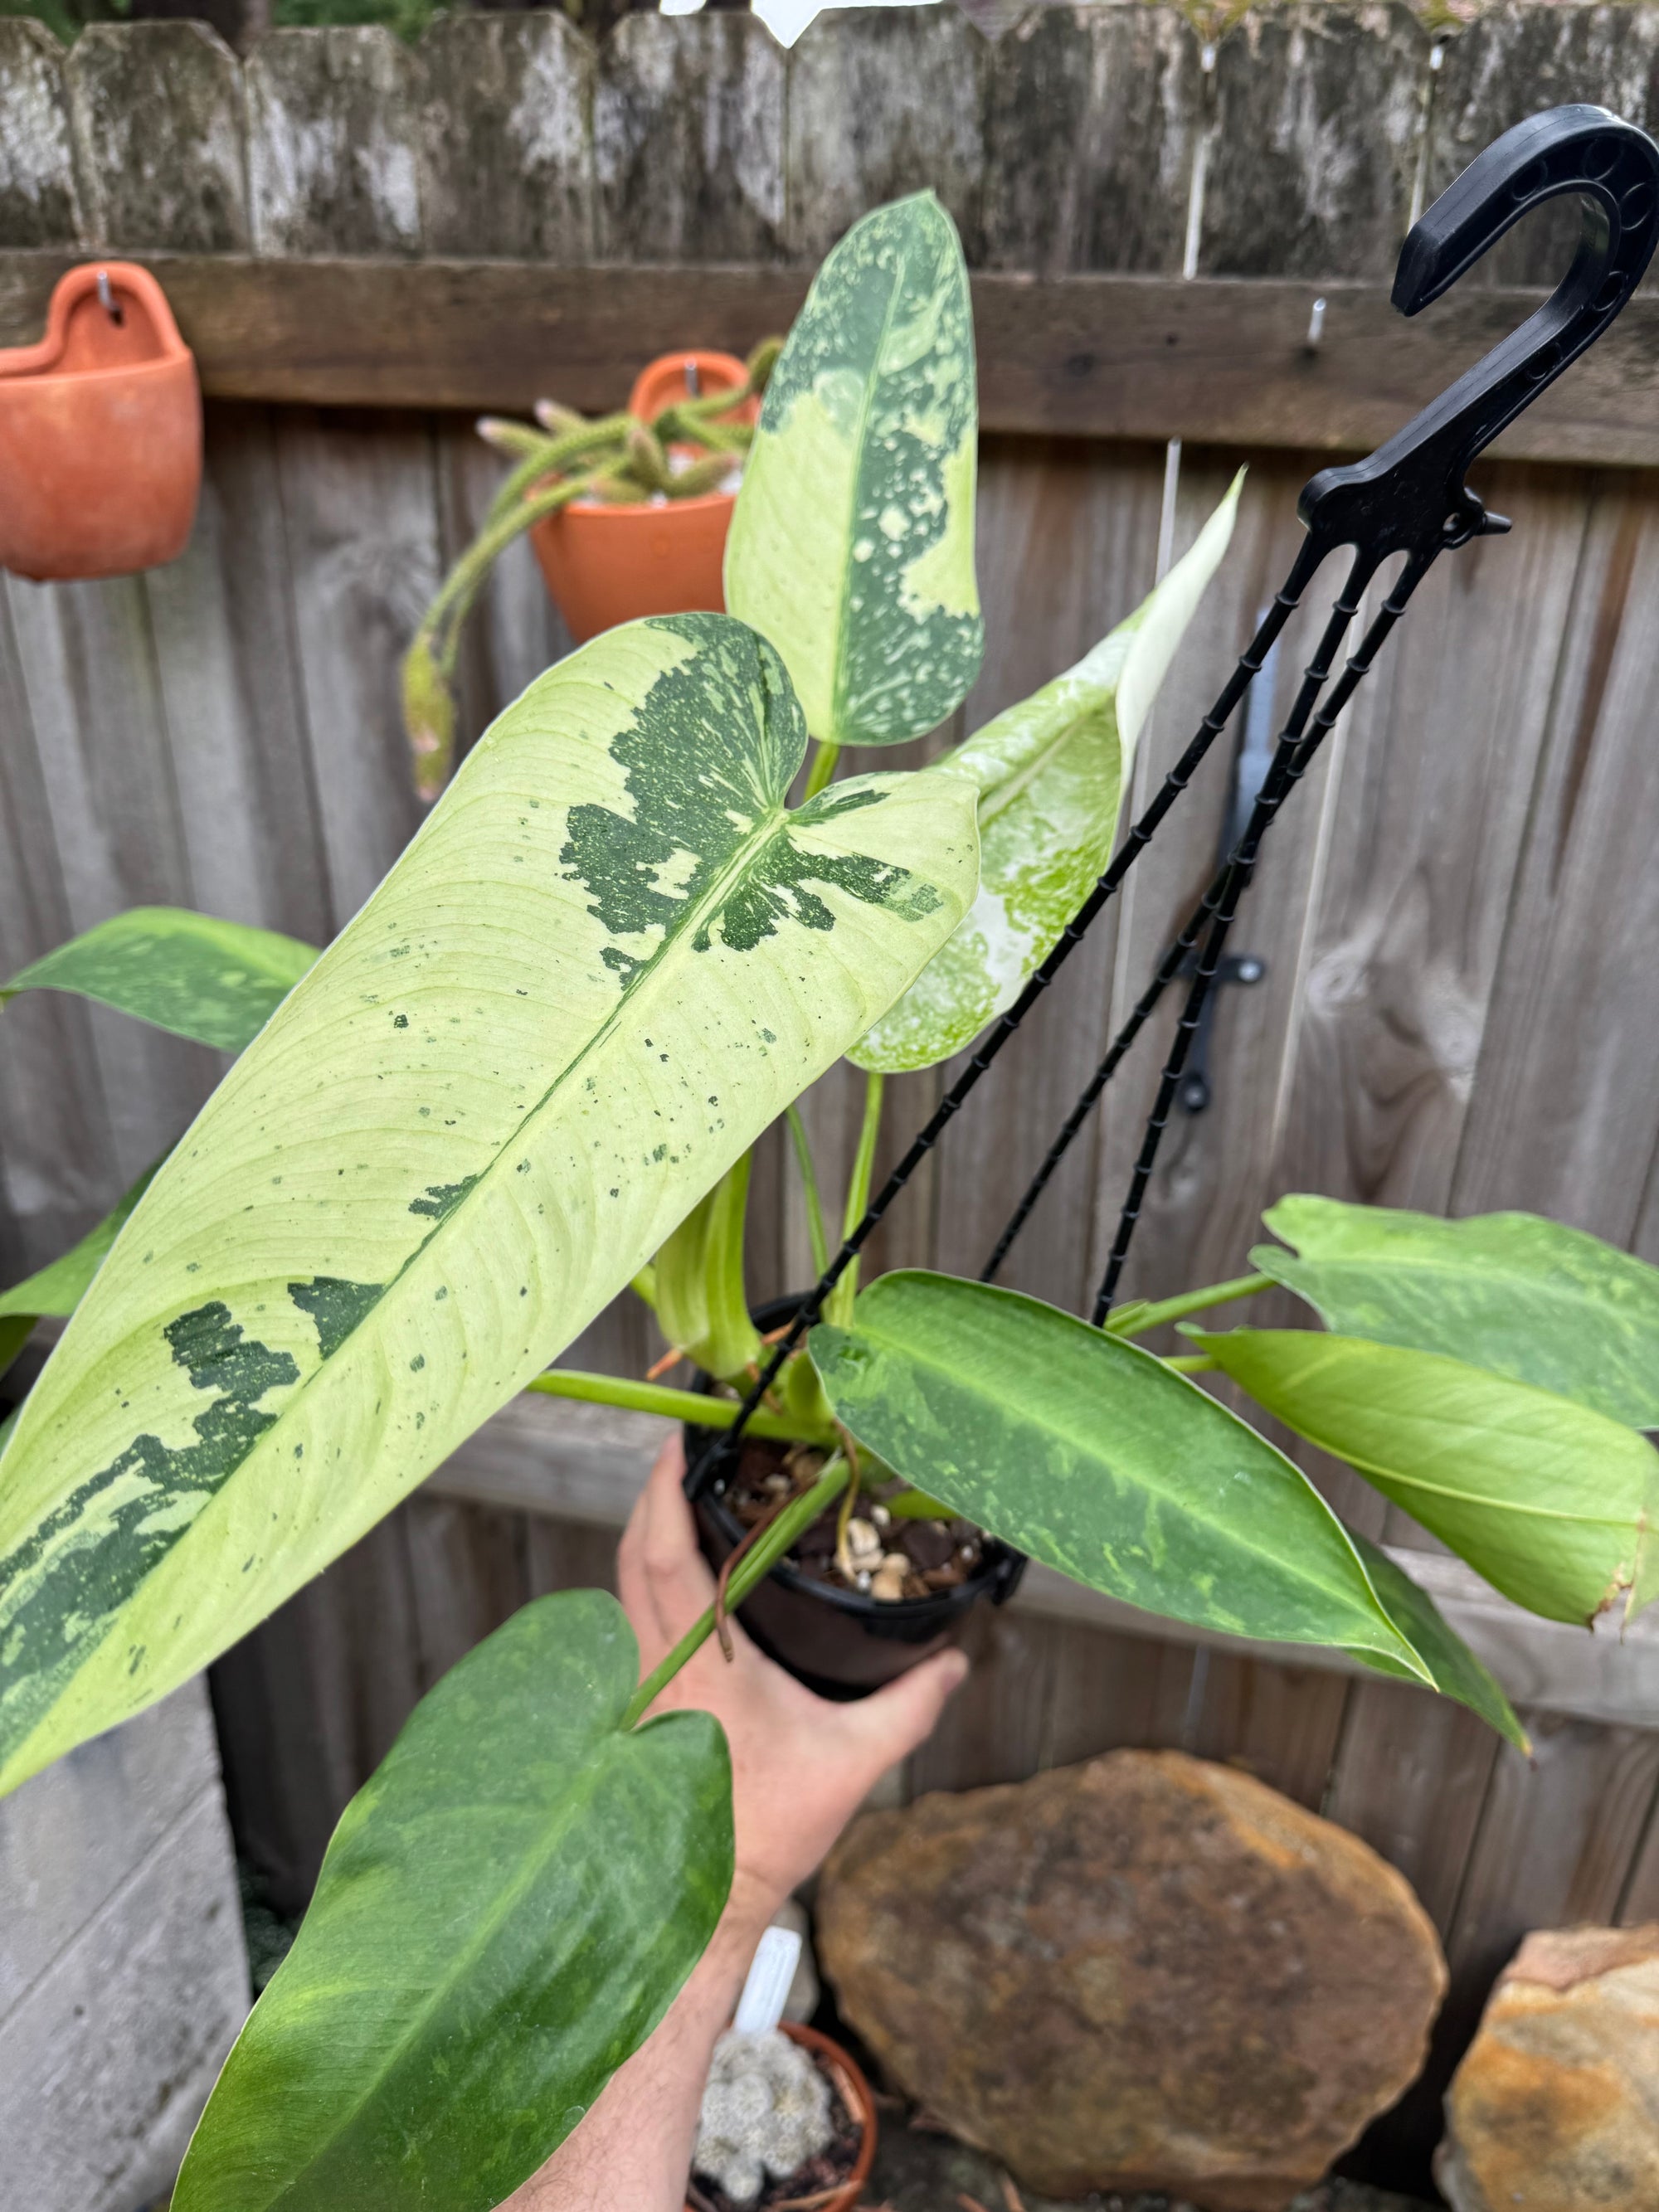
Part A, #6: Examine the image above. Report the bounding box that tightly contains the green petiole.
[620,1454,851,1727]
[528,1367,834,1446]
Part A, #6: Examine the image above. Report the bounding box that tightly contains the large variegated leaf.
[1255,1194,1659,1429]
[1192,1326,1659,1627]
[175,1590,732,2212]
[853,476,1242,1072]
[723,192,981,747]
[0,613,978,1795]
[809,1271,1428,1672]
[2,907,318,1051]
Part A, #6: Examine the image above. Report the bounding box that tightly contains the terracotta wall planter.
[687,2023,877,2212]
[0,263,202,582]
[531,350,757,643]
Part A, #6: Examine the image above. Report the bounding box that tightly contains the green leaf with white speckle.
[0,613,978,1795]
[1255,1194,1659,1428]
[173,1591,733,2212]
[852,476,1242,1072]
[2,908,319,1052]
[724,192,981,747]
[809,1271,1428,1674]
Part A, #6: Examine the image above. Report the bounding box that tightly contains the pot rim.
[0,350,197,396]
[545,484,741,523]
[0,260,192,383]
[687,1424,1024,1621]
[686,2020,877,2212]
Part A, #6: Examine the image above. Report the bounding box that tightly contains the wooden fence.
[7,1,1659,2183]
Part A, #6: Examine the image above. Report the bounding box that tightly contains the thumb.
[844,1645,970,1772]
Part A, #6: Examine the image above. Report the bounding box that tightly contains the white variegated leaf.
[851,475,1242,1072]
[724,192,981,748]
[0,613,978,1794]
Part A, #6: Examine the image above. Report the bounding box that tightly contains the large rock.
[1436,1923,1659,2211]
[816,1748,1445,2211]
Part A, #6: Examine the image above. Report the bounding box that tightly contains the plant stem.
[826,1070,884,1328]
[527,1367,834,1444]
[803,741,841,800]
[786,1106,831,1278]
[1108,1272,1272,1339]
[620,1455,852,1727]
[1162,1352,1218,1374]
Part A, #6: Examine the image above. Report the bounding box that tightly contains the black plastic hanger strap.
[980,554,1375,1288]
[693,558,1321,1489]
[1091,545,1435,1319]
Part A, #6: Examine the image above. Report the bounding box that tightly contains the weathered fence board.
[8,9,1659,2189]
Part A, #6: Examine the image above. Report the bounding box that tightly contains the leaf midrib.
[259,1715,683,2208]
[972,696,1117,839]
[851,1310,1404,1645]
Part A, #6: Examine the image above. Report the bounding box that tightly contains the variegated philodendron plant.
[2,193,1656,2212]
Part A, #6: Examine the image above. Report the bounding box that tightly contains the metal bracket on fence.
[1176,618,1278,1117]
[694,102,1659,1492]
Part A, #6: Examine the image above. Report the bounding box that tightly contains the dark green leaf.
[1256,1194,1659,1428]
[1345,1529,1528,1750]
[0,1315,32,1391]
[173,1589,732,2212]
[1192,1326,1659,1626]
[2,908,319,1051]
[809,1272,1425,1674]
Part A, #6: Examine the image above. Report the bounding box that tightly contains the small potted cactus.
[689,1928,876,2212]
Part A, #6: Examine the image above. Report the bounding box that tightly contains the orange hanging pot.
[530,349,757,644]
[0,261,202,582]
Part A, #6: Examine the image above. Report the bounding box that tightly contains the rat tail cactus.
[693,2029,835,2205]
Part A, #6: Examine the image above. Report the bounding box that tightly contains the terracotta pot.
[530,349,757,643]
[0,262,202,581]
[687,2022,878,2212]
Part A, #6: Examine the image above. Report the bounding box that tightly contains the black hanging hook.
[1301,104,1659,566]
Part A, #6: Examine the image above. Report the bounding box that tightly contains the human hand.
[617,1434,970,1927]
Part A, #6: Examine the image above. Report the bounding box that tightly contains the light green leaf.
[173,1590,732,2212]
[724,192,981,748]
[1191,1327,1659,1627]
[0,612,978,1795]
[649,1152,761,1383]
[2,908,319,1052]
[1346,1529,1528,1750]
[1256,1194,1659,1429]
[0,1163,163,1323]
[852,476,1242,1072]
[808,1271,1426,1673]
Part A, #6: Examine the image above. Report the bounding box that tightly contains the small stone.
[1436,1923,1659,2210]
[817,1748,1446,2210]
[869,1561,907,1602]
[871,1503,891,1528]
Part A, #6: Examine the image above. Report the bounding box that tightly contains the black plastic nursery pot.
[683,1296,1025,1700]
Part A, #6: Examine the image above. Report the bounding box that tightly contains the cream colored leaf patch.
[852,475,1242,1072]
